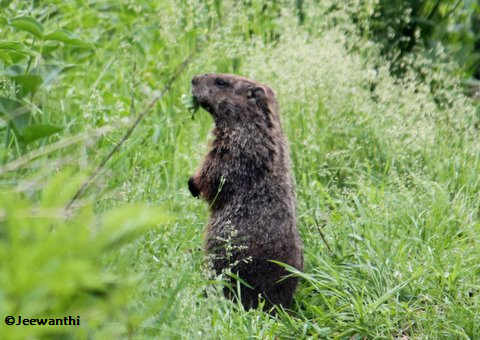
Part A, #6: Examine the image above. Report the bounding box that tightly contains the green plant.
[0,8,93,158]
[0,169,171,338]
[350,0,480,79]
[1,0,479,338]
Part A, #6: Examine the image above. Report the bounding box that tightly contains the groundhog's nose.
[192,75,200,86]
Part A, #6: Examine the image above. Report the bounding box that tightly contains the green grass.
[1,0,479,338]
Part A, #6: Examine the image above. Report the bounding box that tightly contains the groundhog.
[188,73,303,310]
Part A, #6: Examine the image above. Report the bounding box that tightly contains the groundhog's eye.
[215,78,229,88]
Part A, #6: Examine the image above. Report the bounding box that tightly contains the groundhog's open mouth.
[191,95,200,112]
[192,95,214,115]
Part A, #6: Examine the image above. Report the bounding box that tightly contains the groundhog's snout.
[191,76,202,100]
[191,74,214,114]
[191,74,206,95]
[191,75,200,86]
[192,74,210,86]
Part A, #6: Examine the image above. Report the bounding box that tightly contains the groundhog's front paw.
[188,177,200,198]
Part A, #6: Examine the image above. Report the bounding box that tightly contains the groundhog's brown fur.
[188,73,303,310]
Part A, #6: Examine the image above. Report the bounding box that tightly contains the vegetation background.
[1,0,479,338]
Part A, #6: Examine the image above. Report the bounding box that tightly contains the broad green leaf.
[43,30,72,43]
[0,41,33,56]
[41,43,60,57]
[0,97,30,137]
[12,74,43,97]
[30,64,76,86]
[10,17,44,38]
[20,123,62,144]
[3,64,24,76]
[8,51,28,63]
[0,41,24,50]
[9,116,30,137]
[0,50,11,64]
[0,96,25,119]
[44,30,92,48]
[100,205,171,250]
[0,42,32,63]
[0,0,12,9]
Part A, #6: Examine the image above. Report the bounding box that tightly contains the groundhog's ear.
[248,86,273,127]
[247,87,266,101]
[247,86,267,105]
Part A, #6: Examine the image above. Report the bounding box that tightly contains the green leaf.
[0,0,12,9]
[30,64,76,86]
[8,51,28,63]
[0,97,30,137]
[0,96,26,119]
[0,42,32,63]
[41,43,60,57]
[44,30,92,48]
[3,64,25,76]
[10,16,44,38]
[20,123,62,144]
[12,74,43,97]
[0,50,11,64]
[0,41,24,50]
[100,205,172,250]
[0,41,34,56]
[43,30,72,43]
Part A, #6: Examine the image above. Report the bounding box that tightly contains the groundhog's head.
[191,73,277,127]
